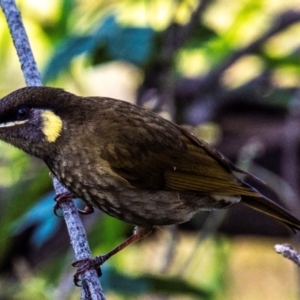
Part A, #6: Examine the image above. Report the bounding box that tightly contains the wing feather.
[98,101,258,196]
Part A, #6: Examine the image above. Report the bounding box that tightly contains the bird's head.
[0,87,82,159]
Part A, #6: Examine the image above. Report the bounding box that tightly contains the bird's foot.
[53,192,94,216]
[72,255,108,286]
[71,226,152,286]
[53,192,74,216]
[77,203,94,215]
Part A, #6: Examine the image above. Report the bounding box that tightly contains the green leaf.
[102,267,213,298]
[10,192,61,248]
[43,14,156,81]
[42,35,97,81]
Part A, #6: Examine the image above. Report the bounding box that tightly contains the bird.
[0,86,300,282]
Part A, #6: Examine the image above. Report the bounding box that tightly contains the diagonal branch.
[0,0,105,299]
[197,10,300,93]
[0,0,41,87]
[177,10,300,98]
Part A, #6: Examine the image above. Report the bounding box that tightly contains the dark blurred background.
[0,0,300,299]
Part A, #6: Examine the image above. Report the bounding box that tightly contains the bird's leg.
[72,226,153,286]
[53,192,94,216]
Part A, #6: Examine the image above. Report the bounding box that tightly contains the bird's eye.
[16,106,30,120]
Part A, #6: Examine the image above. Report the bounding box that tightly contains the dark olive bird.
[0,86,300,277]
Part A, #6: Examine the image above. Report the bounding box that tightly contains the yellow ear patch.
[41,110,63,142]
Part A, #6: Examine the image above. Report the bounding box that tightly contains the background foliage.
[0,0,300,299]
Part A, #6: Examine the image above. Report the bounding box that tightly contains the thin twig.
[281,88,300,213]
[275,244,300,267]
[176,0,211,49]
[179,210,228,275]
[153,0,211,119]
[0,0,105,298]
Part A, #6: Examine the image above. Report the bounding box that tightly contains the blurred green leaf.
[102,267,212,298]
[42,35,97,81]
[10,192,60,248]
[93,18,155,65]
[43,15,155,81]
[262,51,300,69]
[183,23,218,49]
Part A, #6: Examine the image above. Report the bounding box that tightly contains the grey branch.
[275,243,300,267]
[0,0,41,86]
[0,0,105,299]
[52,178,105,299]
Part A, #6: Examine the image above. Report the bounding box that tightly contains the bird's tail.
[241,195,300,233]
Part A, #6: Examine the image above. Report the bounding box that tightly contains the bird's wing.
[163,126,258,196]
[100,116,258,197]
